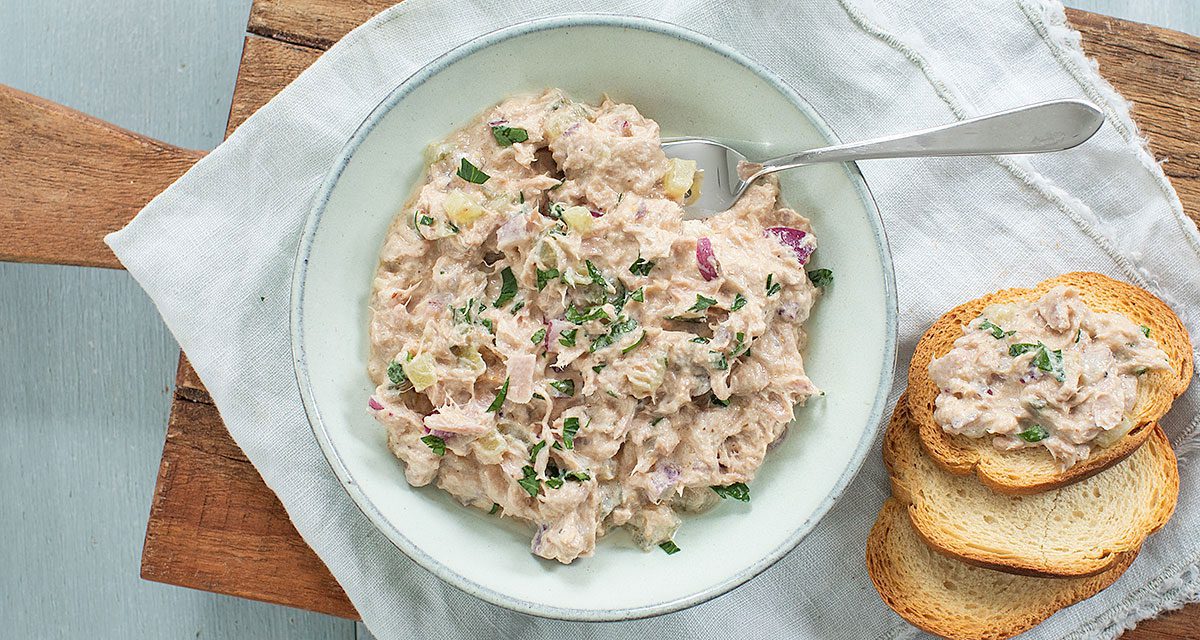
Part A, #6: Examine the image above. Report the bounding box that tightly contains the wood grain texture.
[227,35,322,135]
[141,383,358,620]
[132,6,1200,635]
[0,85,205,269]
[1068,8,1200,226]
[247,0,395,49]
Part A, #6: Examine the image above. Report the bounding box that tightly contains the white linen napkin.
[107,0,1200,637]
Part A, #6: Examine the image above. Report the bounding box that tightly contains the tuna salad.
[366,89,824,563]
[928,286,1170,468]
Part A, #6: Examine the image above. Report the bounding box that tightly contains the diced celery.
[663,158,697,201]
[444,190,487,226]
[561,206,594,233]
[403,353,438,391]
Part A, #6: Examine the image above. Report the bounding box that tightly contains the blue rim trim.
[291,13,898,622]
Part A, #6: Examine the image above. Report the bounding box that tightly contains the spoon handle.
[755,99,1105,176]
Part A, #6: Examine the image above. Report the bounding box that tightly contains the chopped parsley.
[979,319,1015,339]
[1140,325,1151,338]
[711,482,750,502]
[517,465,540,497]
[630,287,645,303]
[590,317,639,353]
[766,273,781,297]
[530,327,547,344]
[659,540,681,555]
[420,435,446,456]
[489,503,500,515]
[710,351,728,371]
[807,268,834,288]
[629,256,655,276]
[711,394,730,407]
[1075,328,1082,343]
[558,329,578,347]
[536,267,560,291]
[487,377,510,413]
[591,364,606,373]
[494,267,518,307]
[456,157,490,184]
[1011,342,1064,382]
[546,202,566,220]
[1009,343,1041,357]
[418,214,435,226]
[566,304,608,324]
[622,331,647,354]
[529,440,547,462]
[729,332,749,358]
[510,299,525,314]
[730,293,747,311]
[563,470,590,482]
[585,260,609,288]
[563,416,581,449]
[481,318,495,334]
[491,125,528,146]
[387,360,408,386]
[452,298,486,325]
[545,476,564,490]
[690,335,711,344]
[549,379,576,397]
[688,294,719,313]
[1017,425,1050,443]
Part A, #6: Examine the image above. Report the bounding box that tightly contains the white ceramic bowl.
[293,14,897,621]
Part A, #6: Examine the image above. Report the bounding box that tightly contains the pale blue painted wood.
[0,1,1195,639]
[0,0,352,638]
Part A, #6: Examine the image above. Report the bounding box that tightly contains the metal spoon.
[662,99,1105,216]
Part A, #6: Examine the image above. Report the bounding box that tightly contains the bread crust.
[907,272,1193,494]
[866,498,1136,640]
[885,396,1178,578]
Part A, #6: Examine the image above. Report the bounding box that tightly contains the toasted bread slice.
[908,272,1192,494]
[886,395,1177,577]
[867,498,1136,640]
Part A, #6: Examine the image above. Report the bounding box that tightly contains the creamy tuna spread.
[366,89,823,563]
[928,286,1170,468]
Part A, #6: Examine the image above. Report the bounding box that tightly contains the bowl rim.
[291,12,898,622]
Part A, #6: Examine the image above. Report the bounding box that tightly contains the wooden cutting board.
[2,2,1199,635]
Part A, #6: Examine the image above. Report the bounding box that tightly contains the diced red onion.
[487,118,507,126]
[765,227,816,265]
[496,214,528,250]
[768,429,789,452]
[696,237,718,281]
[647,463,681,502]
[563,123,581,137]
[589,208,604,218]
[368,397,384,411]
[420,425,456,439]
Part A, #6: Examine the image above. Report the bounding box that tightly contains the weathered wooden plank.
[1068,8,1200,226]
[228,35,323,135]
[0,85,205,269]
[141,391,358,620]
[248,0,395,50]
